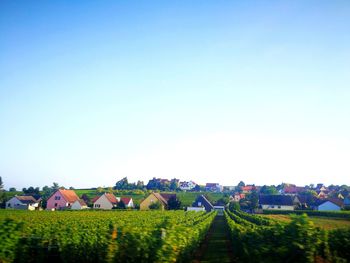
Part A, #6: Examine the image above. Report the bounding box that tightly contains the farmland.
[261,214,350,230]
[0,210,215,263]
[225,209,350,262]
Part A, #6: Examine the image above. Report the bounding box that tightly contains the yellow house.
[139,193,169,210]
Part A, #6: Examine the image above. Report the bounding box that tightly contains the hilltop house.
[47,189,80,210]
[189,195,214,212]
[205,183,223,192]
[259,195,300,211]
[179,181,197,191]
[139,193,176,210]
[241,185,256,193]
[6,195,41,210]
[282,185,305,195]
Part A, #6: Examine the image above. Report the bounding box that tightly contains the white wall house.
[179,181,197,191]
[6,196,40,210]
[316,200,341,211]
[71,199,88,210]
[260,204,295,210]
[259,195,300,211]
[93,193,118,209]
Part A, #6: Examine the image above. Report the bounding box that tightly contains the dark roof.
[16,196,38,204]
[159,193,176,202]
[192,195,214,212]
[297,194,317,205]
[259,195,299,206]
[206,183,218,187]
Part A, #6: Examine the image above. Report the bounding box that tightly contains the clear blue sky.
[1,1,350,190]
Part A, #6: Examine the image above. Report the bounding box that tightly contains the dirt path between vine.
[192,215,235,263]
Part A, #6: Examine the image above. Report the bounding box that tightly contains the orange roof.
[104,193,118,204]
[58,189,80,203]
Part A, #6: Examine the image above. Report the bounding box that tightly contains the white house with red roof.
[46,189,80,210]
[93,193,119,209]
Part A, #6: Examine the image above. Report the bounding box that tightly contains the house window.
[271,205,275,208]
[54,203,58,207]
[7,203,11,207]
[198,202,202,206]
[55,196,61,200]
[95,204,100,208]
[278,206,281,209]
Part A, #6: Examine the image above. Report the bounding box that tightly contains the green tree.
[246,190,259,211]
[96,186,104,194]
[229,201,240,211]
[167,196,181,210]
[51,182,60,191]
[237,181,245,187]
[9,187,16,192]
[22,186,40,195]
[169,179,179,191]
[117,200,126,209]
[149,201,161,210]
[260,185,278,195]
[114,177,129,190]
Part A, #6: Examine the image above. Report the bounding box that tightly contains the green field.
[261,214,350,230]
[225,210,350,262]
[0,210,216,263]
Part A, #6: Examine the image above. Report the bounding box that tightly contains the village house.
[117,197,134,208]
[314,199,343,211]
[189,195,214,212]
[205,183,223,192]
[241,185,256,193]
[179,181,197,191]
[344,196,350,209]
[93,193,118,209]
[282,185,305,195]
[71,199,89,210]
[6,195,41,210]
[47,189,80,210]
[139,193,176,210]
[230,192,245,202]
[259,195,300,211]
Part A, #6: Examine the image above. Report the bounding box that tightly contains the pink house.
[46,189,80,210]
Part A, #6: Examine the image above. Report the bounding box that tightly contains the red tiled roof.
[121,197,131,205]
[241,185,256,192]
[58,189,80,203]
[104,193,118,204]
[92,196,99,203]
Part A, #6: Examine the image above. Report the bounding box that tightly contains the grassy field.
[261,214,350,230]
